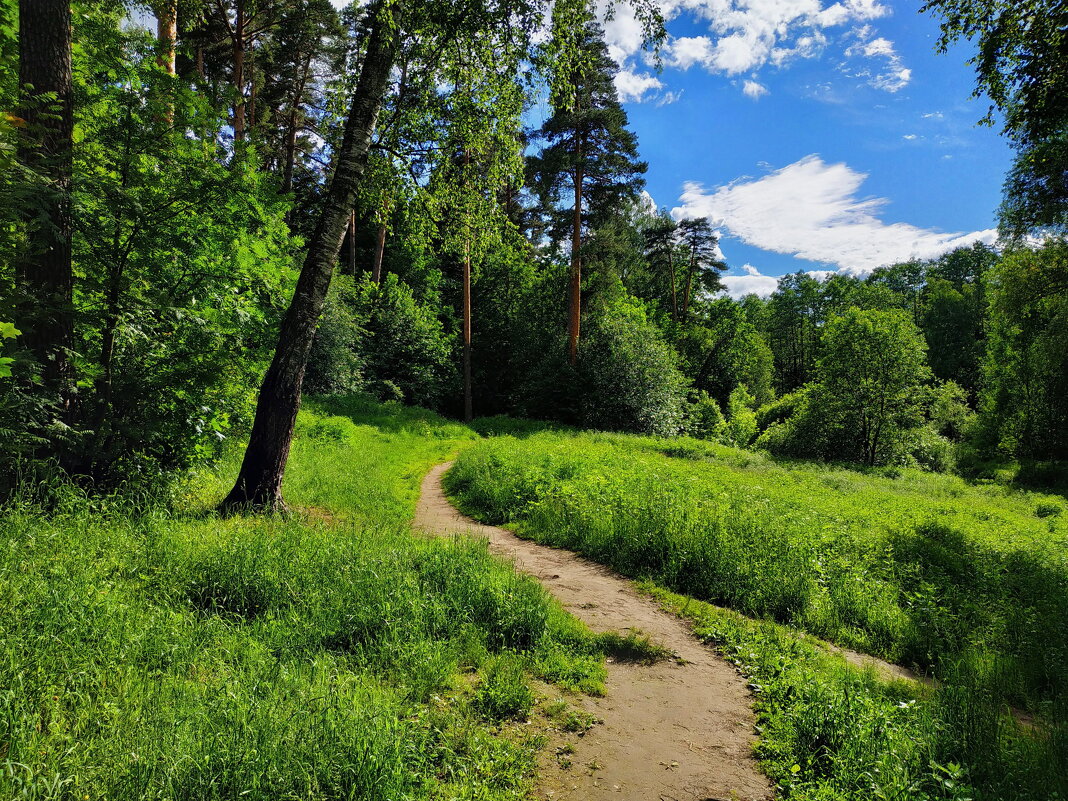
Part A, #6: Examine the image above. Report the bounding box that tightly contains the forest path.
[414,462,773,801]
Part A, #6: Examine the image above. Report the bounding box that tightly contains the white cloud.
[614,69,665,102]
[844,29,911,91]
[600,0,897,99]
[722,264,780,298]
[668,35,716,70]
[903,133,918,140]
[720,264,835,298]
[743,79,769,99]
[672,154,998,274]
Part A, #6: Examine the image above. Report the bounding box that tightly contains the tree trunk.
[462,150,473,422]
[247,37,257,133]
[221,1,399,512]
[568,154,583,366]
[232,0,245,142]
[281,51,312,196]
[371,220,387,283]
[463,236,473,422]
[668,248,678,322]
[155,0,177,75]
[682,254,695,321]
[347,209,356,275]
[16,0,75,417]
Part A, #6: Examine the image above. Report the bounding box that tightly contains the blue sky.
[596,0,1013,296]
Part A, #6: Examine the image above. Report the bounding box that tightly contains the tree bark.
[462,150,473,422]
[155,0,177,75]
[347,209,356,275]
[17,0,75,417]
[281,51,312,196]
[668,248,677,322]
[232,0,245,142]
[568,153,583,366]
[463,236,473,422]
[221,2,400,512]
[371,220,387,283]
[682,253,695,322]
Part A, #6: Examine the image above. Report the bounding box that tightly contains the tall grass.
[446,431,1068,800]
[0,398,605,800]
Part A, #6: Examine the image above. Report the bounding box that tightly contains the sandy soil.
[414,463,773,801]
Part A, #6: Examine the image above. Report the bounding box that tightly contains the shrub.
[724,384,759,447]
[684,390,726,441]
[577,298,689,436]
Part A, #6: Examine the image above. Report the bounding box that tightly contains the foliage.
[771,308,934,466]
[724,384,758,447]
[976,239,1068,459]
[306,275,456,409]
[527,9,647,252]
[683,389,725,441]
[921,0,1068,235]
[575,295,688,436]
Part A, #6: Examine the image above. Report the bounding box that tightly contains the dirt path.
[415,463,773,801]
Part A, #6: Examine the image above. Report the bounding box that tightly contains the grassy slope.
[446,431,1068,801]
[0,397,606,801]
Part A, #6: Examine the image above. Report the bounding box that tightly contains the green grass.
[445,430,1068,800]
[0,397,608,801]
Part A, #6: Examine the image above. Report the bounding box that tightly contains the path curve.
[415,463,773,801]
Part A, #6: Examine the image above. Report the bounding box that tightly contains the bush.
[577,298,689,436]
[684,390,726,441]
[305,277,365,395]
[304,275,456,410]
[724,384,759,447]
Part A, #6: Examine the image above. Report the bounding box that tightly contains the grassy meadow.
[446,430,1068,800]
[0,397,609,801]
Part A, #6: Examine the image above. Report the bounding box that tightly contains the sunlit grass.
[446,430,1068,800]
[0,397,605,801]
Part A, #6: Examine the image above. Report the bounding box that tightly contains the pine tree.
[677,217,726,321]
[527,5,646,364]
[642,212,680,321]
[17,0,75,418]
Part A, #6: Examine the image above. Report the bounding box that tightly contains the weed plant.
[0,398,605,800]
[446,431,1068,799]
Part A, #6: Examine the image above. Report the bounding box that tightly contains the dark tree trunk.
[221,2,400,512]
[281,51,312,196]
[463,236,473,422]
[347,209,356,275]
[371,221,387,283]
[668,248,677,322]
[568,156,583,366]
[17,0,75,416]
[232,0,245,142]
[683,254,695,321]
[462,150,473,422]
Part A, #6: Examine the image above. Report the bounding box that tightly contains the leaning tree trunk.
[221,3,400,512]
[17,0,75,418]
